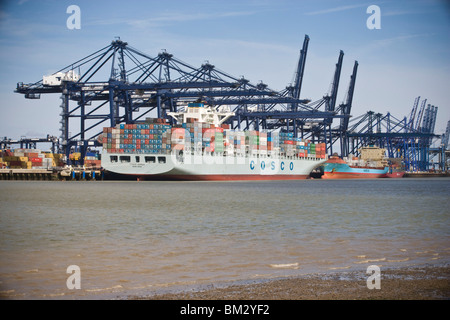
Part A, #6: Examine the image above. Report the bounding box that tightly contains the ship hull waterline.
[322,171,388,179]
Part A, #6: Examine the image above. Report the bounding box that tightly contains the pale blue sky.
[1,0,449,142]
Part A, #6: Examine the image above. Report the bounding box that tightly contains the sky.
[0,0,449,149]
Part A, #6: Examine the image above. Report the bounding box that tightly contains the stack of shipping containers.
[102,118,327,160]
[102,119,172,155]
[0,149,63,169]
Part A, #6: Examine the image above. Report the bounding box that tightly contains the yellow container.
[69,153,81,160]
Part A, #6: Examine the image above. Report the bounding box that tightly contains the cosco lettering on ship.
[101,102,327,180]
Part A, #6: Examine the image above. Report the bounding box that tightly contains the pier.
[0,168,103,181]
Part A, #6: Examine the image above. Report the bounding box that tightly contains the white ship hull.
[101,151,327,181]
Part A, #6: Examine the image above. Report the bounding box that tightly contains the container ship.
[322,146,389,179]
[100,102,327,181]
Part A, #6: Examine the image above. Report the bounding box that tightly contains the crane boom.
[292,35,309,101]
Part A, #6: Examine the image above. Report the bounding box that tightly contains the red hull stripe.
[386,172,405,178]
[133,174,309,181]
[322,172,386,179]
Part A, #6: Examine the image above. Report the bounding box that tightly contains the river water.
[0,178,449,299]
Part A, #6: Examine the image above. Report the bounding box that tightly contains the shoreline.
[134,264,450,300]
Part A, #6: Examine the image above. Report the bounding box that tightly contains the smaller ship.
[386,162,405,178]
[322,146,389,179]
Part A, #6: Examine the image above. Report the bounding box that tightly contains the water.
[0,178,449,299]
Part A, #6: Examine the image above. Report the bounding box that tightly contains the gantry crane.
[15,37,343,164]
[339,97,442,172]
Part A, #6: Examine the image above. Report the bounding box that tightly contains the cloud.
[305,3,369,16]
[87,10,257,29]
[382,10,420,17]
[370,33,434,48]
[349,33,435,61]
